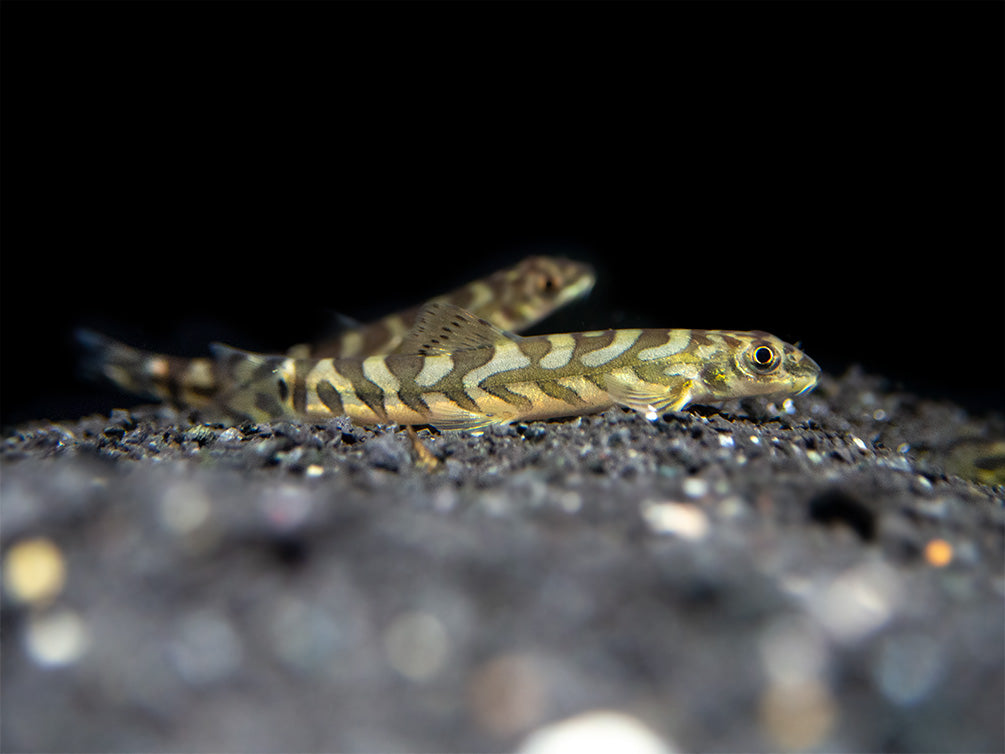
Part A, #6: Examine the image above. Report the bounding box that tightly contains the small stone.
[3,537,66,605]
[382,611,449,683]
[364,434,409,472]
[640,501,709,540]
[682,477,708,498]
[218,427,242,443]
[518,710,677,754]
[159,482,211,536]
[25,608,90,668]
[182,425,217,446]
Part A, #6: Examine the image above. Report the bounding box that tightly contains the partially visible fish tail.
[76,329,219,408]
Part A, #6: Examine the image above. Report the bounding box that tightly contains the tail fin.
[76,328,158,397]
[75,329,219,407]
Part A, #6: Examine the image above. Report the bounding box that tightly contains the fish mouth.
[791,355,821,396]
[795,379,818,396]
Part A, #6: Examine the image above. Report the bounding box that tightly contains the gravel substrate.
[2,368,1003,753]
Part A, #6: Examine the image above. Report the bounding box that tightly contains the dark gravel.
[2,368,1003,753]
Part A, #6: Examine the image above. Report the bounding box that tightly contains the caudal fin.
[76,329,219,407]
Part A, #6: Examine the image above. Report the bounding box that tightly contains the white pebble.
[640,501,709,540]
[25,608,89,667]
[218,427,242,442]
[682,477,708,498]
[159,483,211,535]
[383,611,449,683]
[518,710,677,754]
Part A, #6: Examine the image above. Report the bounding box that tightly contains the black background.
[2,1,1002,427]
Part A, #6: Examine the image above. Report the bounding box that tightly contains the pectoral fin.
[604,373,693,420]
[425,404,511,432]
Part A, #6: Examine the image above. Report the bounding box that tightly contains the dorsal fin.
[396,302,518,355]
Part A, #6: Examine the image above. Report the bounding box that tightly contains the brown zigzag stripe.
[537,378,587,406]
[448,347,496,393]
[480,382,534,410]
[517,337,552,365]
[276,375,290,403]
[315,379,344,416]
[336,360,387,420]
[292,359,309,415]
[444,388,481,414]
[255,390,284,418]
[690,330,715,347]
[572,330,616,364]
[386,353,430,417]
[632,329,680,356]
[385,353,425,384]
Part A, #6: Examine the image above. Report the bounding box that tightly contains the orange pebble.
[924,538,953,568]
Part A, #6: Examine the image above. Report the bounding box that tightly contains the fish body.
[212,303,820,430]
[79,256,595,410]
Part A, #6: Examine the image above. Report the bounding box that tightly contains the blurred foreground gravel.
[2,368,1003,753]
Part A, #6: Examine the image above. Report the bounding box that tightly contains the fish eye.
[537,274,558,293]
[748,343,780,373]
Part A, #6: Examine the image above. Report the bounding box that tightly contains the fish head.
[691,330,821,403]
[725,330,821,399]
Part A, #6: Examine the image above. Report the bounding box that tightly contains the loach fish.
[208,302,821,431]
[78,256,596,412]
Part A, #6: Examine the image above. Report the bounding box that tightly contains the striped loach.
[211,302,821,431]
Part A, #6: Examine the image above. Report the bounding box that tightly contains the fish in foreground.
[82,307,820,432]
[209,303,820,430]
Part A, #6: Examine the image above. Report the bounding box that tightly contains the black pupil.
[754,346,773,366]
